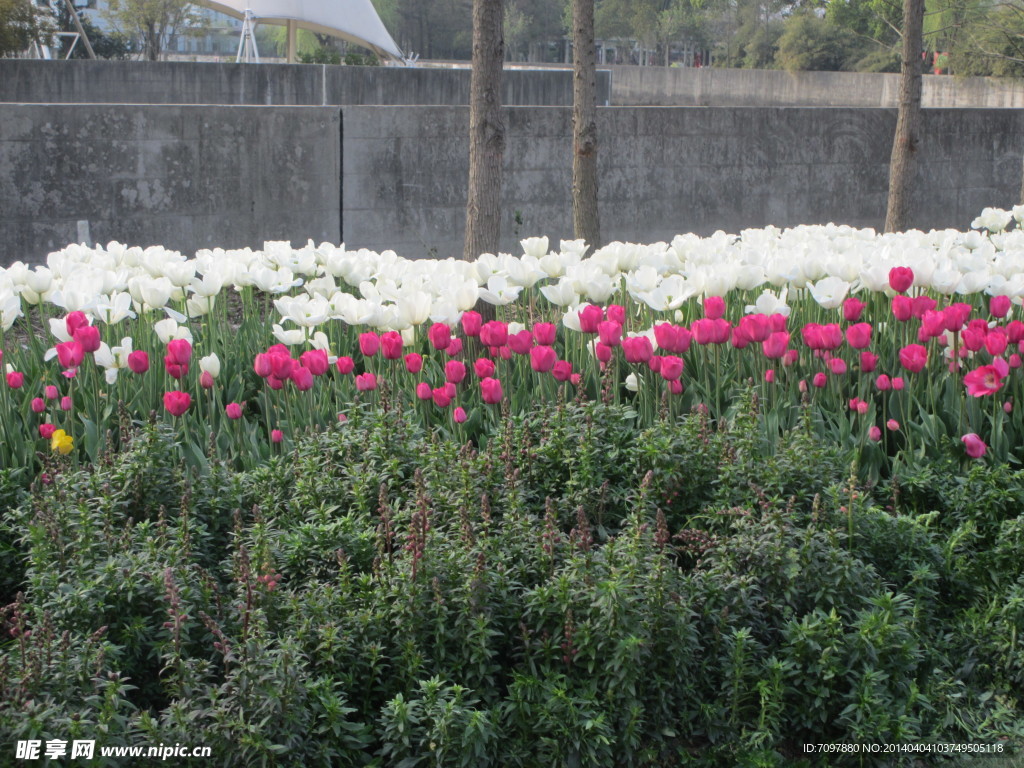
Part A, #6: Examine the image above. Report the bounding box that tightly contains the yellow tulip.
[50,429,73,455]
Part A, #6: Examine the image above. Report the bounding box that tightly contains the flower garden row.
[3,207,1024,479]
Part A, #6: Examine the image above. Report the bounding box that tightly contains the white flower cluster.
[2,210,1024,344]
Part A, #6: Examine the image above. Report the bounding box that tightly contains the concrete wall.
[0,60,611,106]
[1,105,340,260]
[608,66,1024,108]
[4,104,1022,264]
[344,106,1024,259]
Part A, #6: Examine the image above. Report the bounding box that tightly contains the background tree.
[775,11,864,71]
[0,0,55,56]
[102,0,198,60]
[55,3,133,58]
[463,0,505,261]
[572,0,600,249]
[885,0,925,232]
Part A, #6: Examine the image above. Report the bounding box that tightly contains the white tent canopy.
[197,0,404,61]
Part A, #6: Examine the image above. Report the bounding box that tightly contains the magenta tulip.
[961,433,987,458]
[163,391,192,417]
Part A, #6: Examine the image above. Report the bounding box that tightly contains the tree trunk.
[884,0,925,233]
[572,0,600,251]
[463,0,505,261]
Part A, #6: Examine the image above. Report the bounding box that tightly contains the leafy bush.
[0,402,1020,766]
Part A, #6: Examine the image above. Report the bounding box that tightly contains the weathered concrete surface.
[1,105,340,262]
[4,104,1022,264]
[0,60,611,107]
[609,66,1024,108]
[342,106,1024,259]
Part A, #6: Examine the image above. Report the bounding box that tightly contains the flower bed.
[2,209,1024,482]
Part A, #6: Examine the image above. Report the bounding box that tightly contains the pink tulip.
[432,387,452,408]
[769,313,788,332]
[891,295,913,322]
[1011,354,1022,369]
[6,372,23,389]
[453,406,468,423]
[945,303,973,332]
[164,355,188,380]
[199,371,215,389]
[669,380,683,394]
[445,360,467,384]
[404,353,423,373]
[606,304,626,324]
[875,374,891,391]
[530,345,556,372]
[300,349,329,376]
[961,433,987,458]
[428,322,452,351]
[730,327,750,350]
[65,311,89,338]
[552,360,573,381]
[845,323,872,349]
[474,358,496,378]
[1007,320,1024,343]
[660,355,684,381]
[40,423,57,439]
[783,349,799,367]
[888,266,914,294]
[692,318,731,345]
[577,305,603,333]
[380,331,403,360]
[842,297,866,322]
[595,343,612,363]
[55,341,85,370]
[990,295,1012,319]
[446,338,463,357]
[31,397,45,413]
[480,321,509,347]
[703,296,725,319]
[961,327,985,352]
[622,336,653,363]
[416,382,432,400]
[765,369,775,383]
[597,320,622,348]
[911,295,937,319]
[166,339,192,366]
[266,375,285,391]
[335,356,355,375]
[163,391,192,416]
[892,376,905,390]
[44,385,59,399]
[480,377,503,404]
[869,426,882,442]
[886,419,900,431]
[355,372,378,391]
[737,314,771,344]
[812,372,827,388]
[860,351,879,372]
[762,331,790,359]
[827,357,847,375]
[964,364,1005,397]
[226,402,243,419]
[74,325,101,354]
[508,330,534,355]
[358,332,380,357]
[291,366,314,391]
[271,429,283,444]
[920,310,946,339]
[461,311,482,337]
[253,352,273,378]
[985,330,1009,356]
[898,344,928,373]
[533,322,557,346]
[648,355,662,373]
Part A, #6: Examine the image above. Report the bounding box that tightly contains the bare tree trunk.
[572,0,601,250]
[884,0,925,233]
[463,0,505,261]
